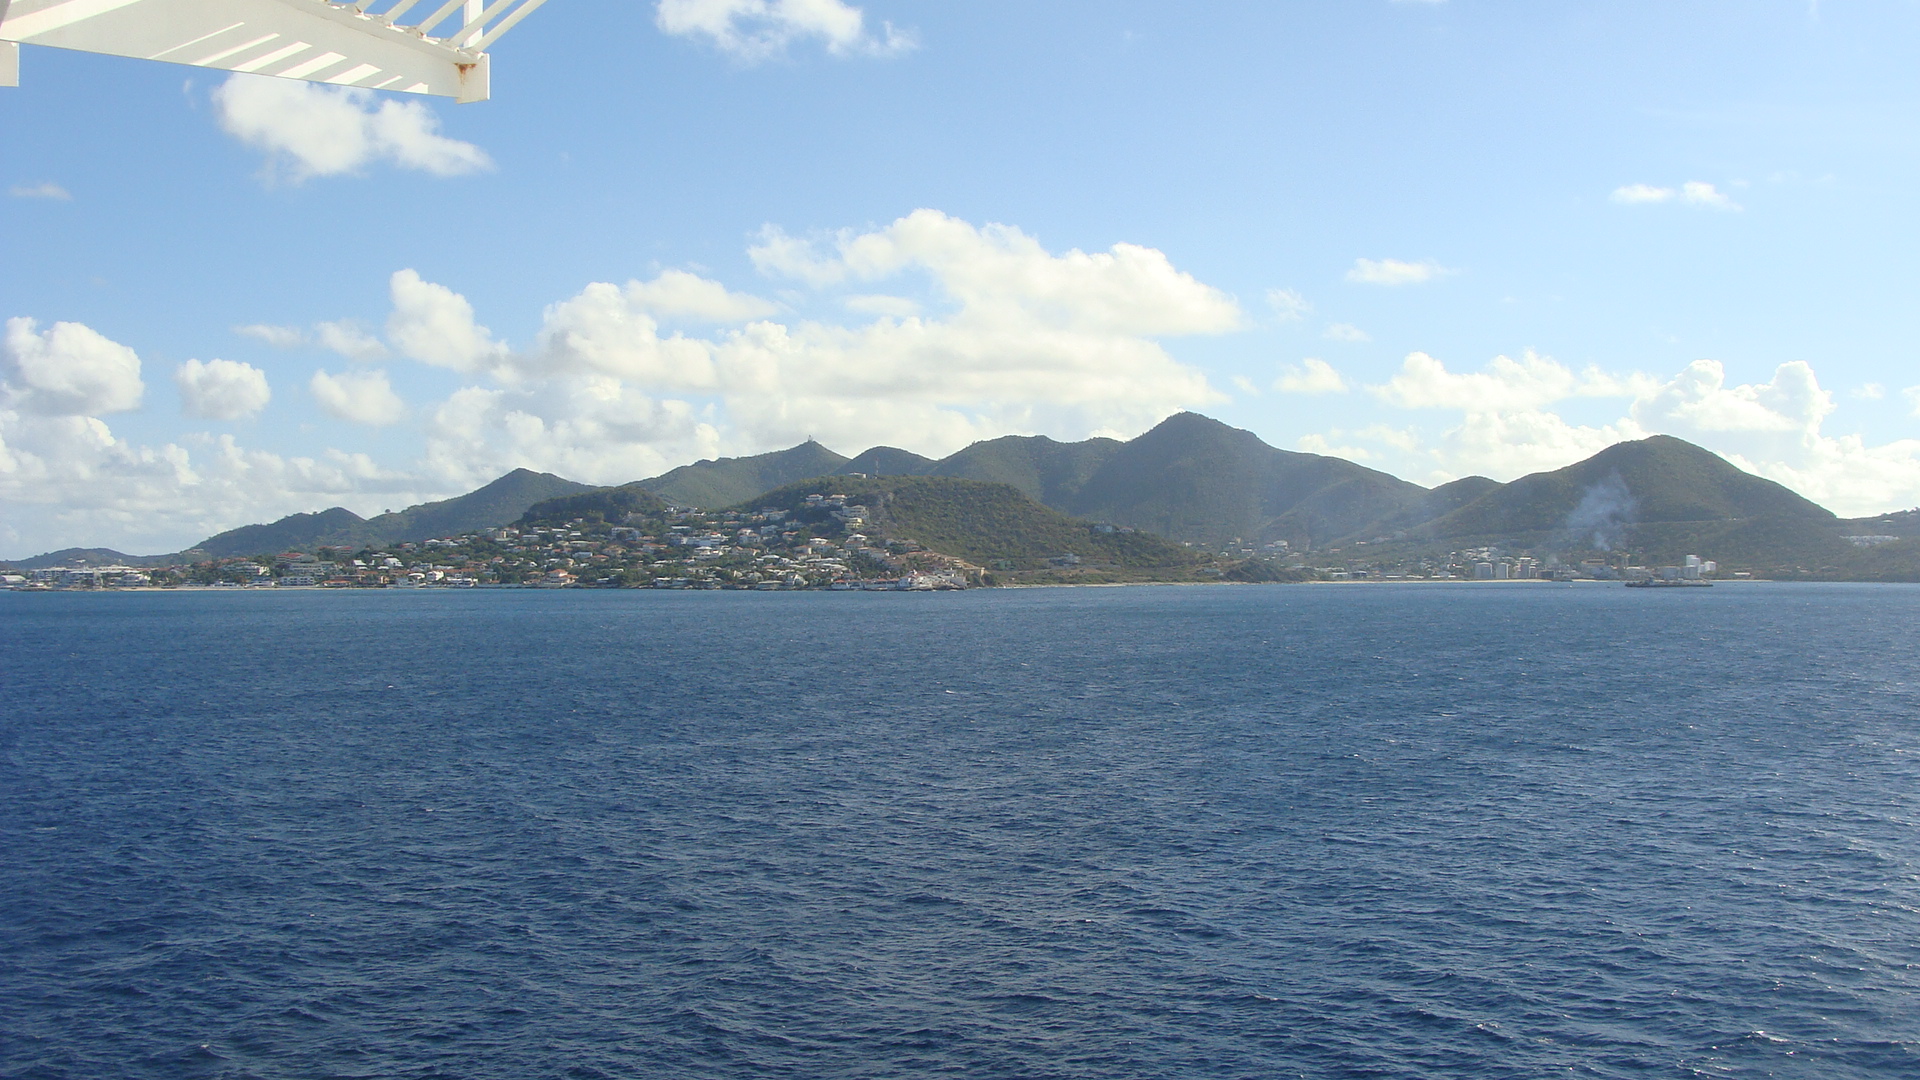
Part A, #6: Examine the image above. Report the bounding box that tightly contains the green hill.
[1419,435,1834,544]
[1838,507,1920,538]
[928,434,1123,506]
[197,506,372,557]
[1345,476,1502,539]
[741,475,1201,572]
[639,441,849,507]
[193,469,591,557]
[1060,413,1429,549]
[520,483,670,525]
[2,547,191,570]
[364,468,593,542]
[837,446,937,476]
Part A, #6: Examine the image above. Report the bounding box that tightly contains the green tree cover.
[741,475,1202,569]
[520,483,671,526]
[638,441,851,508]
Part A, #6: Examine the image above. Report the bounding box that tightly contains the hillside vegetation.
[21,412,1920,582]
[1420,435,1833,542]
[520,483,670,525]
[1059,413,1429,548]
[193,469,590,557]
[928,434,1124,507]
[744,475,1202,573]
[838,445,937,476]
[640,441,849,507]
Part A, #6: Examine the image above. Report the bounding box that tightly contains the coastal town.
[2,489,1727,590]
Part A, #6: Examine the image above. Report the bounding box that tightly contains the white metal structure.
[0,0,546,102]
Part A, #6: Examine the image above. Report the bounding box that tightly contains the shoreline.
[0,576,1840,596]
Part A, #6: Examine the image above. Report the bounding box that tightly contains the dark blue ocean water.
[3,583,1919,1079]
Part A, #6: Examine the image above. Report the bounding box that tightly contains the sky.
[5,0,1920,558]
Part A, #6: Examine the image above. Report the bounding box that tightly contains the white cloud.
[1630,361,1919,515]
[655,0,915,61]
[1633,358,1829,439]
[310,368,407,426]
[377,211,1233,468]
[175,359,271,421]
[0,412,439,558]
[525,281,718,386]
[9,182,71,200]
[1297,424,1422,463]
[421,381,720,491]
[1680,181,1740,210]
[1346,257,1454,286]
[1319,351,1920,514]
[1905,386,1920,416]
[751,210,1244,336]
[1323,322,1370,342]
[623,269,780,323]
[1610,181,1741,210]
[1274,358,1347,395]
[386,269,510,373]
[235,320,389,361]
[212,75,491,182]
[1610,183,1674,205]
[1433,409,1645,482]
[1371,350,1653,412]
[748,224,847,286]
[843,294,921,317]
[1853,383,1885,400]
[2,317,144,416]
[0,325,437,555]
[1266,288,1311,322]
[314,321,389,362]
[234,323,307,348]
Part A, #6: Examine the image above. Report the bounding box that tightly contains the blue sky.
[5,0,1920,557]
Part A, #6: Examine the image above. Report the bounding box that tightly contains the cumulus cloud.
[310,368,407,426]
[1307,350,1920,515]
[2,317,144,416]
[9,182,71,200]
[1610,181,1741,210]
[235,319,389,361]
[623,269,780,323]
[0,321,438,555]
[1346,257,1454,286]
[0,411,440,557]
[525,281,718,386]
[376,211,1233,473]
[843,294,921,317]
[387,269,510,373]
[1628,361,1920,515]
[1372,350,1653,412]
[1633,358,1829,438]
[1323,323,1370,343]
[1297,424,1420,463]
[1609,183,1674,205]
[1267,288,1311,322]
[421,381,720,491]
[314,321,390,362]
[175,359,271,420]
[235,323,307,348]
[212,75,491,182]
[655,0,915,61]
[750,210,1244,336]
[1274,358,1347,395]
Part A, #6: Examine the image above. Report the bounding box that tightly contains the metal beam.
[0,0,546,101]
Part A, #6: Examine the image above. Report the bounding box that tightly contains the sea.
[3,582,1918,1079]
